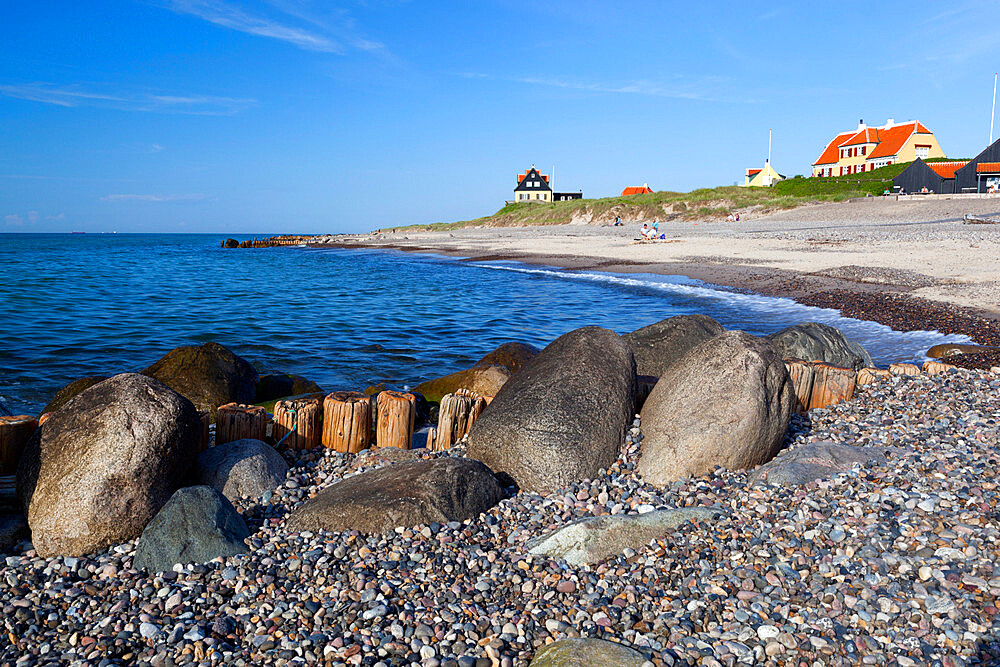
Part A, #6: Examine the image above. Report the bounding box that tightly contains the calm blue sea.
[0,233,968,415]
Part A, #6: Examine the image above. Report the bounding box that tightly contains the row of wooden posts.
[228,235,317,249]
[0,360,956,479]
[784,358,957,414]
[216,388,493,453]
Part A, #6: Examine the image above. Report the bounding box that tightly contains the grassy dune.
[386,160,963,231]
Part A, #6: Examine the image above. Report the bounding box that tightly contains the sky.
[2,1,1000,233]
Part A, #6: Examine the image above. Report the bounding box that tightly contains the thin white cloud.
[162,0,384,53]
[462,72,744,103]
[0,83,255,115]
[101,193,210,202]
[4,214,24,226]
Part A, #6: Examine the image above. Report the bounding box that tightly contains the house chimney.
[858,119,865,130]
[886,118,894,127]
[643,182,648,189]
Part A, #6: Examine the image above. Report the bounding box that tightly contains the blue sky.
[2,1,998,233]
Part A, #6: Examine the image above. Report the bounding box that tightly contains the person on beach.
[652,220,659,236]
[640,223,650,239]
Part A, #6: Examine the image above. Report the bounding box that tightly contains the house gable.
[514,168,552,193]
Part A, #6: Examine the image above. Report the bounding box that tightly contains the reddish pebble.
[556,580,576,594]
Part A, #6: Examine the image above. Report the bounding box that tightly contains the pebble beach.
[3,368,998,667]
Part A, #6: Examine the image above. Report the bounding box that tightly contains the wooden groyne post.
[376,391,416,450]
[0,416,37,475]
[216,403,269,445]
[274,396,324,450]
[322,391,373,453]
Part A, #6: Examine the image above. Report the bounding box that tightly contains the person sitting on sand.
[651,220,659,236]
[640,223,650,239]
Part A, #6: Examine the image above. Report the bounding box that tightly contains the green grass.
[383,160,967,231]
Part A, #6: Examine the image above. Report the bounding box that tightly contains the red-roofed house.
[621,184,653,196]
[812,119,945,177]
[514,166,553,202]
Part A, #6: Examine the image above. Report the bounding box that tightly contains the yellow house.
[741,160,784,187]
[812,119,945,177]
[513,166,552,202]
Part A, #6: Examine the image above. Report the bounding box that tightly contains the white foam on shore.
[474,262,971,364]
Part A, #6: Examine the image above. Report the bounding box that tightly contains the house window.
[862,146,867,155]
[915,145,929,159]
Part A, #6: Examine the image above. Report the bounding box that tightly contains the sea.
[0,233,970,415]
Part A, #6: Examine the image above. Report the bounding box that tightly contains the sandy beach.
[319,198,1000,319]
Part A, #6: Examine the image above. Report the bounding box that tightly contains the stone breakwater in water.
[1,370,999,666]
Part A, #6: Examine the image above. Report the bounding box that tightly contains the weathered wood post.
[376,390,416,450]
[783,360,815,415]
[215,403,269,445]
[425,427,437,451]
[808,363,856,410]
[273,395,324,450]
[322,391,373,453]
[435,393,476,450]
[0,416,37,475]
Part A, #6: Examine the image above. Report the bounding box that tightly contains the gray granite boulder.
[527,508,723,566]
[529,638,651,666]
[17,373,202,557]
[623,314,724,377]
[194,439,288,502]
[638,331,794,485]
[750,441,889,486]
[133,486,250,573]
[466,326,636,493]
[286,458,504,535]
[142,342,258,419]
[767,322,873,370]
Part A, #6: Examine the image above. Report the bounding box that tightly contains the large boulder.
[529,638,650,666]
[749,441,890,486]
[254,373,323,403]
[623,314,724,377]
[767,322,873,370]
[527,508,723,566]
[194,439,288,502]
[413,364,512,404]
[475,342,539,373]
[17,373,202,557]
[638,331,794,485]
[40,376,108,416]
[286,458,504,535]
[466,326,636,494]
[133,486,250,573]
[142,342,258,418]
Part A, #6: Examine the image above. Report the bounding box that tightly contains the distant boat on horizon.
[70,231,86,234]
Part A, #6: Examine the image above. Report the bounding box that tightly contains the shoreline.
[309,237,1000,369]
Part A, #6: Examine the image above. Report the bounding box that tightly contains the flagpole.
[991,73,997,144]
